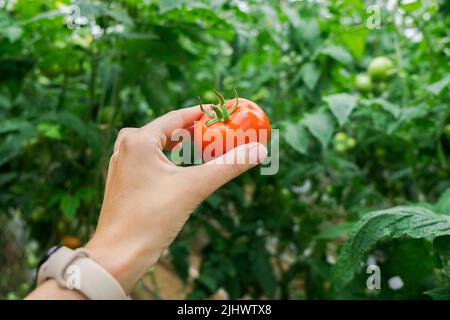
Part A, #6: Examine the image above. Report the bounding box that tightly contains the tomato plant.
[0,0,449,300]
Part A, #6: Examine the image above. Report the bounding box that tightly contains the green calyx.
[198,88,239,126]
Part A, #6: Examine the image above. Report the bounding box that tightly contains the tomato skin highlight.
[355,73,373,92]
[195,97,270,161]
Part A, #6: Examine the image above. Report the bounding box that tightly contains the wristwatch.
[36,245,128,300]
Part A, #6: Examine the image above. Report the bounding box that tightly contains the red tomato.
[194,90,270,161]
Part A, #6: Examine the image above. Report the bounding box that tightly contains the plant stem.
[391,4,409,107]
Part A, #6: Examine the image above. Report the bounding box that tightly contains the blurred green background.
[1,0,450,300]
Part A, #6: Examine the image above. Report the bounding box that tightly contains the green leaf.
[427,76,450,95]
[300,62,320,90]
[332,206,450,291]
[317,222,356,240]
[197,274,217,292]
[297,19,321,45]
[320,45,353,66]
[281,2,301,28]
[106,9,134,25]
[117,32,159,40]
[284,122,309,155]
[160,0,187,14]
[435,189,450,215]
[19,10,63,25]
[433,235,450,260]
[370,98,401,118]
[0,94,11,110]
[170,240,190,283]
[37,123,62,140]
[301,110,335,148]
[0,172,16,187]
[337,26,368,60]
[0,119,31,134]
[60,194,80,219]
[0,124,37,167]
[41,112,100,153]
[443,265,450,277]
[3,26,23,42]
[424,286,450,300]
[400,0,422,11]
[323,93,358,126]
[250,240,277,297]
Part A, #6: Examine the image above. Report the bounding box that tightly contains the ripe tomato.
[194,90,270,161]
[368,56,394,81]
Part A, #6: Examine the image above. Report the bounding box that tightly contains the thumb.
[186,142,268,196]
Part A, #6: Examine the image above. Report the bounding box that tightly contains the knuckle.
[118,127,134,138]
[146,129,166,147]
[120,132,143,152]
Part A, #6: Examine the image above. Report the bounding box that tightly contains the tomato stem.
[200,89,240,126]
[198,96,215,118]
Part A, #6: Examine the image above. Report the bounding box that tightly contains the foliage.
[0,0,449,299]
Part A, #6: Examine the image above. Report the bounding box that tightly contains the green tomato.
[444,124,450,140]
[335,142,347,153]
[335,132,347,142]
[368,56,394,81]
[355,73,372,92]
[280,187,292,201]
[202,91,217,103]
[346,137,356,149]
[326,185,334,194]
[6,292,18,300]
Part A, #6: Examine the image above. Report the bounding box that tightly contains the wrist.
[84,236,160,294]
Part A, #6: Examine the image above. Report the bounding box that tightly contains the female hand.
[83,106,268,294]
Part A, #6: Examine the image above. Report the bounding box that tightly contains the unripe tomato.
[335,142,347,153]
[334,132,347,142]
[195,89,270,161]
[368,56,394,81]
[326,185,334,194]
[346,137,356,149]
[202,91,217,102]
[280,188,292,201]
[355,73,372,92]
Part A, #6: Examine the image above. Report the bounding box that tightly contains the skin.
[25,105,268,299]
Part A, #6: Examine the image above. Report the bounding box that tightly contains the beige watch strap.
[37,246,127,300]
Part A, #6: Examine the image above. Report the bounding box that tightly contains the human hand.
[85,106,268,293]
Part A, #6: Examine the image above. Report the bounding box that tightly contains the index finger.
[141,105,209,148]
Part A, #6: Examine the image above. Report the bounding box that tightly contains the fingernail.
[249,143,268,164]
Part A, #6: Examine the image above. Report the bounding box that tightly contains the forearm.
[25,236,158,300]
[25,279,86,300]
